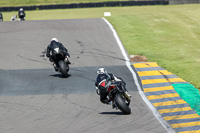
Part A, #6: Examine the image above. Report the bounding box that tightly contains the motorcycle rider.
[46,38,71,71]
[95,68,131,107]
[18,8,26,21]
[0,12,3,21]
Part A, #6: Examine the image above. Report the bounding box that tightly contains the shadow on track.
[99,111,125,115]
[50,74,71,78]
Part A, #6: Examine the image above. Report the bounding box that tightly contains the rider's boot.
[112,101,117,109]
[52,62,58,71]
[106,98,117,109]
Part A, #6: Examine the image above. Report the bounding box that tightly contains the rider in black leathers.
[18,8,26,21]
[95,68,131,106]
[46,38,71,71]
[0,12,3,21]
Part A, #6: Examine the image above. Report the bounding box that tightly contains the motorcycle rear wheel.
[114,93,131,114]
[58,60,68,77]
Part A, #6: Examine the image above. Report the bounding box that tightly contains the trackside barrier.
[0,0,168,12]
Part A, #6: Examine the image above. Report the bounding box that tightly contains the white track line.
[102,17,175,133]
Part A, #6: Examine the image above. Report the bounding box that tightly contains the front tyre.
[58,60,68,77]
[114,93,131,114]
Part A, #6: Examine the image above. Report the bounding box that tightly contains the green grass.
[0,0,128,7]
[2,4,200,89]
[106,5,200,89]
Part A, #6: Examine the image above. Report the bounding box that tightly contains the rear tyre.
[58,60,68,77]
[114,93,131,114]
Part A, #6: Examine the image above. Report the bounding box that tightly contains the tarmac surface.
[0,18,168,133]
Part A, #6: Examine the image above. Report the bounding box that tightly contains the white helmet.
[19,8,23,11]
[97,68,107,74]
[51,38,58,42]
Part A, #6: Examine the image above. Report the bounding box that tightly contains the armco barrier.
[0,0,168,12]
[169,0,200,4]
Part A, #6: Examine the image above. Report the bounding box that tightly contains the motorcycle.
[106,81,131,114]
[51,47,70,77]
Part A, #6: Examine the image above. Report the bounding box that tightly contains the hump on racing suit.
[46,40,68,57]
[95,73,111,88]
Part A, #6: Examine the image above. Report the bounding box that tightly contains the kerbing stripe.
[153,100,187,107]
[161,110,196,117]
[156,104,190,110]
[147,93,180,100]
[136,67,165,72]
[168,117,200,124]
[137,70,173,76]
[142,78,186,85]
[144,86,174,93]
[176,125,200,132]
[164,114,200,121]
[159,107,192,114]
[143,83,171,88]
[145,90,177,96]
[180,131,200,133]
[179,130,200,133]
[150,97,182,103]
[133,62,159,68]
[172,121,200,128]
[140,75,179,80]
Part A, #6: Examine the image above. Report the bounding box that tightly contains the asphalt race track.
[0,18,168,133]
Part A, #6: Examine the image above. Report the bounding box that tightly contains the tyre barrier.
[0,0,168,12]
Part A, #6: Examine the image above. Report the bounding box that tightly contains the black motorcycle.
[106,81,131,114]
[52,48,69,77]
